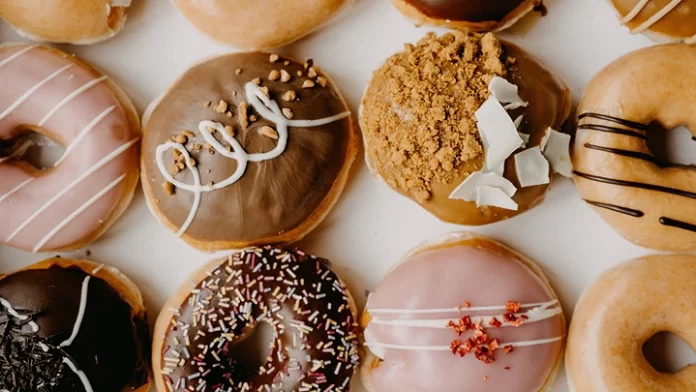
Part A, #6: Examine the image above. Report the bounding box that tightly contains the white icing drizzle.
[370,301,562,329]
[0,64,73,121]
[0,45,36,69]
[621,0,684,33]
[368,299,558,315]
[0,178,33,203]
[154,82,351,236]
[62,357,95,392]
[364,336,564,352]
[59,276,90,347]
[0,297,38,332]
[38,76,109,127]
[5,137,139,242]
[33,174,126,252]
[38,342,50,352]
[54,105,116,167]
[92,264,104,274]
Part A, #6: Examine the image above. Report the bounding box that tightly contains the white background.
[1,0,694,390]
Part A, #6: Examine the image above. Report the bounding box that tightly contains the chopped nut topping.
[173,149,182,158]
[302,80,315,89]
[169,164,180,176]
[269,54,280,63]
[175,134,188,144]
[193,143,202,151]
[506,301,521,313]
[316,76,328,88]
[296,70,303,77]
[207,181,214,187]
[215,100,228,114]
[304,59,314,70]
[283,90,297,101]
[183,130,195,138]
[260,126,279,139]
[282,108,294,119]
[269,70,280,81]
[226,111,233,117]
[488,317,502,328]
[225,125,235,137]
[189,158,197,167]
[258,86,270,99]
[280,70,292,82]
[239,102,249,129]
[235,68,242,75]
[307,67,318,79]
[176,162,185,170]
[283,61,290,66]
[162,182,175,195]
[203,100,211,108]
[504,345,514,354]
[251,77,261,85]
[204,143,212,151]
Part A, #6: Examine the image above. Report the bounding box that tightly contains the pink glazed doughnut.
[361,233,565,392]
[0,44,140,252]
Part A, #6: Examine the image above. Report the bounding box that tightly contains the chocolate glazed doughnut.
[0,258,151,391]
[391,0,542,31]
[152,246,360,392]
[142,53,358,251]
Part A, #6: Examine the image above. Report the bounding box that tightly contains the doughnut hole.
[642,331,696,374]
[645,123,696,167]
[0,128,65,170]
[230,321,275,376]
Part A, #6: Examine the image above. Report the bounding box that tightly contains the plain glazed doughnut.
[142,52,357,251]
[361,233,565,392]
[573,44,696,251]
[0,257,151,391]
[0,44,140,252]
[152,246,360,392]
[0,1,132,45]
[171,0,354,50]
[391,0,542,31]
[608,0,696,43]
[566,254,696,391]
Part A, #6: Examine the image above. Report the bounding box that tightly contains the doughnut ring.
[573,44,696,251]
[0,44,140,252]
[152,246,361,391]
[567,254,696,391]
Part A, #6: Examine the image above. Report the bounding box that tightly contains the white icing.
[620,0,650,23]
[368,300,559,314]
[54,105,116,166]
[155,82,351,236]
[62,357,95,392]
[365,336,563,352]
[60,276,90,347]
[0,297,38,332]
[475,96,524,172]
[38,342,50,352]
[111,0,133,7]
[476,186,518,210]
[542,128,572,177]
[0,45,36,69]
[34,174,126,252]
[623,0,684,33]
[39,76,109,127]
[0,64,73,121]
[488,76,528,110]
[449,171,516,201]
[0,178,33,203]
[5,138,139,242]
[514,147,550,187]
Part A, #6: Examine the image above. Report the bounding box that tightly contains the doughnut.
[0,1,132,44]
[0,257,151,391]
[567,254,696,391]
[391,0,543,31]
[608,0,696,43]
[171,0,354,50]
[0,44,140,252]
[152,246,361,392]
[360,32,571,225]
[573,44,696,251]
[361,233,565,392]
[142,52,357,251]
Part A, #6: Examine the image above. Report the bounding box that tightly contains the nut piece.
[225,125,235,137]
[283,90,297,102]
[215,100,228,114]
[235,68,242,75]
[269,70,280,81]
[307,67,317,79]
[163,182,175,195]
[280,70,292,82]
[269,54,280,63]
[302,80,315,89]
[251,77,261,85]
[189,158,197,167]
[239,102,250,129]
[260,126,279,139]
[282,108,294,119]
[258,86,270,99]
[316,76,328,87]
[175,134,188,144]
[203,101,211,108]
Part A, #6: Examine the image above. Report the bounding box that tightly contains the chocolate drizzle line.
[582,143,687,169]
[659,217,696,233]
[578,113,649,131]
[577,113,648,139]
[574,171,696,200]
[584,200,644,217]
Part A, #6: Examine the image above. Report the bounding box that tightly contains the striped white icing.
[155,82,350,236]
[621,0,684,33]
[365,336,564,352]
[0,44,139,252]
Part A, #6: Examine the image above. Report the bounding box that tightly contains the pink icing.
[364,242,564,392]
[0,45,138,251]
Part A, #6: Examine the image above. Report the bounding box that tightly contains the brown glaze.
[142,53,356,249]
[404,0,528,22]
[611,0,696,41]
[423,42,571,225]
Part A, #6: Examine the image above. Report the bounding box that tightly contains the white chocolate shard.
[542,128,572,177]
[476,186,519,210]
[489,76,528,110]
[449,171,516,201]
[475,97,524,172]
[515,146,550,187]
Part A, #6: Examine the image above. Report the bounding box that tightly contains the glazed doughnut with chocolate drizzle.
[142,53,358,251]
[609,0,696,42]
[0,257,151,392]
[152,246,360,392]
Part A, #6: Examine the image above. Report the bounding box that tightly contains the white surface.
[1,0,694,390]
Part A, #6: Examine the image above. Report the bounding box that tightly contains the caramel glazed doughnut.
[609,0,696,43]
[0,257,151,391]
[573,44,696,251]
[152,246,361,392]
[0,44,140,252]
[172,0,354,50]
[142,53,358,251]
[391,0,544,31]
[567,254,696,391]
[360,32,571,225]
[0,1,132,45]
[361,233,565,392]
